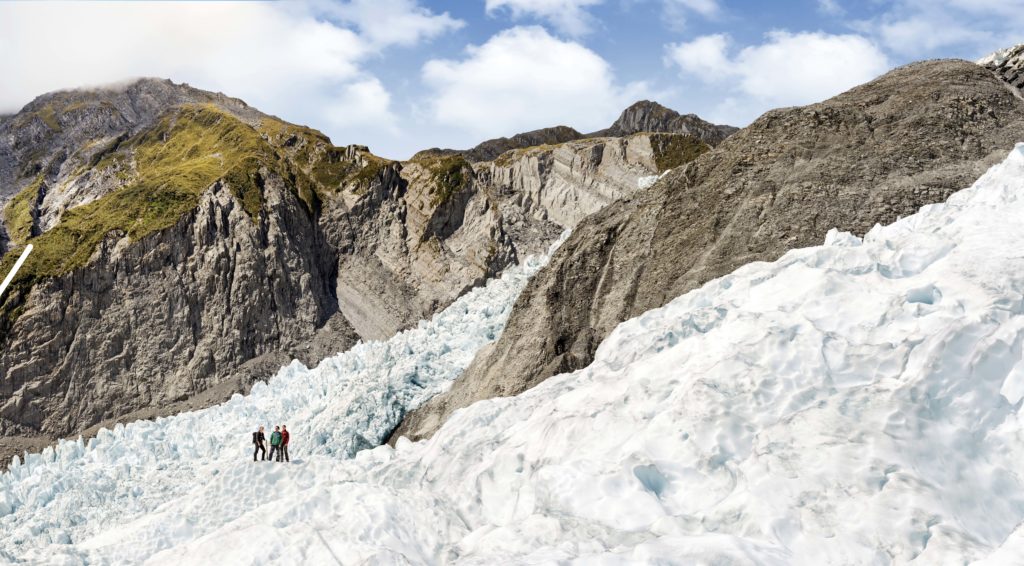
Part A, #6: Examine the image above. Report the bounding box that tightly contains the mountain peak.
[419,101,737,163]
[19,77,266,127]
[591,99,737,143]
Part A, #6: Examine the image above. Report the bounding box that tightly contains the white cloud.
[856,0,1024,57]
[661,0,721,30]
[663,34,731,79]
[876,17,987,55]
[0,1,462,158]
[485,0,604,36]
[817,0,844,15]
[665,31,890,123]
[325,78,399,132]
[422,26,649,137]
[316,0,464,48]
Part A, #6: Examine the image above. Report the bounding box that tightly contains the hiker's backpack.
[252,431,259,444]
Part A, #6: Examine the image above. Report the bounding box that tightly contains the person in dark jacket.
[281,425,290,463]
[253,426,267,461]
[269,426,283,462]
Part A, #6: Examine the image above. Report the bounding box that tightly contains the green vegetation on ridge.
[423,155,471,206]
[648,133,710,172]
[3,175,43,246]
[0,104,390,302]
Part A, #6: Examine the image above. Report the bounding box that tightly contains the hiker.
[281,425,290,463]
[269,425,283,462]
[253,426,267,461]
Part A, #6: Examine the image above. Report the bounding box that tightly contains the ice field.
[0,234,567,563]
[7,145,1024,563]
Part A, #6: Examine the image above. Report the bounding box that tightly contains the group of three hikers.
[252,425,290,462]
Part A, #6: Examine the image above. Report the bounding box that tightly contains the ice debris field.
[6,146,1024,563]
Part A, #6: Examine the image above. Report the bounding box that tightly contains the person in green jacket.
[269,425,283,462]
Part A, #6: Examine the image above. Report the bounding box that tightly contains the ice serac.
[391,59,1024,443]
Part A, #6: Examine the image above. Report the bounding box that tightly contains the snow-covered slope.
[8,143,1024,563]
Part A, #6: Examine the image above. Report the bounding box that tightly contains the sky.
[0,1,1021,160]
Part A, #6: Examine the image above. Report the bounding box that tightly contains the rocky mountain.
[391,59,1024,443]
[411,100,734,164]
[0,80,721,467]
[590,100,738,143]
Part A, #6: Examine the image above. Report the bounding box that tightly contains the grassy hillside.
[0,104,393,328]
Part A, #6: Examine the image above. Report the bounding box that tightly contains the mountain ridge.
[412,99,736,163]
[0,78,715,469]
[391,57,1024,445]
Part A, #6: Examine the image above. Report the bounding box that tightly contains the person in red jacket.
[281,425,291,463]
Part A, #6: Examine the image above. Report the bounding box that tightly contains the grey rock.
[589,100,738,144]
[409,100,736,165]
[1,174,353,440]
[476,133,702,228]
[391,59,1024,444]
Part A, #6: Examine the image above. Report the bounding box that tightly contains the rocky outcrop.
[391,59,1024,444]
[410,100,737,165]
[476,133,709,228]
[980,43,1024,91]
[589,100,738,144]
[340,133,711,340]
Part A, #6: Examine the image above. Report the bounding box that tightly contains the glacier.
[7,143,1024,563]
[0,234,567,563]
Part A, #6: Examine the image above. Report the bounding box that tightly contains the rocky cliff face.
[0,80,719,467]
[476,132,709,228]
[2,176,354,439]
[341,132,711,339]
[392,59,1024,444]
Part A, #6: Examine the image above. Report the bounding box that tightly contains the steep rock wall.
[391,59,1024,444]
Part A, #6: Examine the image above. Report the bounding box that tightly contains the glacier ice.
[8,144,1024,563]
[0,234,567,563]
[977,43,1024,66]
[637,169,671,190]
